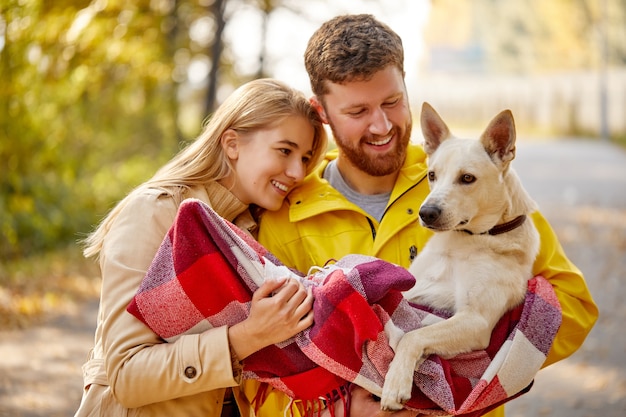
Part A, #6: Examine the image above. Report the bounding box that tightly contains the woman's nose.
[286,159,306,182]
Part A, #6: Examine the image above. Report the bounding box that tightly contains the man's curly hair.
[304,14,405,97]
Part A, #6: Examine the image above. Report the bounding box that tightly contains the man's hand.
[321,385,423,417]
[350,386,422,417]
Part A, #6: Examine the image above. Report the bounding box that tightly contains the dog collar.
[460,214,527,236]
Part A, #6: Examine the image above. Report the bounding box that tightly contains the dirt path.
[505,139,626,417]
[1,139,624,417]
[0,300,98,417]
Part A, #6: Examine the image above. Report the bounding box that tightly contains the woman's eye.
[279,148,291,155]
[383,98,400,107]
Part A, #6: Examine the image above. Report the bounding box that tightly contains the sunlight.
[65,0,107,43]
[224,0,432,96]
[532,360,626,403]
[66,8,95,43]
[0,15,5,52]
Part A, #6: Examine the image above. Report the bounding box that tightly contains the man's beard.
[328,119,412,177]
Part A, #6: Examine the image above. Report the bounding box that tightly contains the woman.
[75,78,328,417]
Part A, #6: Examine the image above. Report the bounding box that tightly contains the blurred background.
[0,0,625,415]
[0,0,626,261]
[1,0,625,263]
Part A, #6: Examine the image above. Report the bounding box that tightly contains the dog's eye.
[428,171,436,181]
[460,174,476,184]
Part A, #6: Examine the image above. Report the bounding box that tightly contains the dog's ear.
[420,102,451,155]
[481,109,516,166]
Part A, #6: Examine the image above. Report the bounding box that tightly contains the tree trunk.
[205,0,226,114]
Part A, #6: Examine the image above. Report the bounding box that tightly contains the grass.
[613,133,626,149]
[0,244,100,330]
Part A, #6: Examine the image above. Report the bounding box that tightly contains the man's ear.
[309,96,329,124]
[221,129,240,159]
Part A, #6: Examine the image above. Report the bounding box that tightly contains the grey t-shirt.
[323,160,390,222]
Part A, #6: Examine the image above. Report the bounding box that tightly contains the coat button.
[184,366,197,379]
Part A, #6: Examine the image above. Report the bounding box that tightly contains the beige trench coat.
[74,183,258,417]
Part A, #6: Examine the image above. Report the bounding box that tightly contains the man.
[258,14,598,417]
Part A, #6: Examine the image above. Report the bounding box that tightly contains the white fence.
[411,68,626,139]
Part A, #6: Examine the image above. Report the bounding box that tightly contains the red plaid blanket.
[127,199,562,415]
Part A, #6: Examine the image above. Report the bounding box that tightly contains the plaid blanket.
[127,199,562,415]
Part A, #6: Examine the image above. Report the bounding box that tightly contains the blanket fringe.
[308,384,351,417]
[251,384,352,417]
[252,384,270,415]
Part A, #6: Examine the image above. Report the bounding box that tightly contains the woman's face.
[221,115,316,211]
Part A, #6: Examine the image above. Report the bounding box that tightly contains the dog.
[380,102,540,411]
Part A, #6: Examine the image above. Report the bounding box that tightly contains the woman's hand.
[228,277,313,359]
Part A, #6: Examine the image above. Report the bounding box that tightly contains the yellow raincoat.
[256,144,599,417]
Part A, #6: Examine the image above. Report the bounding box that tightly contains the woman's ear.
[221,129,240,160]
[309,96,329,124]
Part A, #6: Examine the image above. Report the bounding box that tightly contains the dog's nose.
[419,205,441,225]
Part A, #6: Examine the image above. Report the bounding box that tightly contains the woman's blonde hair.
[83,78,327,258]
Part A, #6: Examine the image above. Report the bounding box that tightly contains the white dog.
[380,102,540,411]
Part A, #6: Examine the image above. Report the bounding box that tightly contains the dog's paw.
[380,358,415,411]
[380,390,409,411]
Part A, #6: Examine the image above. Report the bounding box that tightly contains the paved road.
[506,139,626,417]
[0,138,624,417]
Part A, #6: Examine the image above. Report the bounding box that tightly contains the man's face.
[315,66,412,177]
